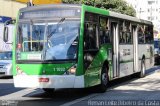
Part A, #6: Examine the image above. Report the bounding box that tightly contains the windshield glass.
[0,51,12,60]
[17,20,80,61]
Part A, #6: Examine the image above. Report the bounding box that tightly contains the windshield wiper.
[47,18,65,39]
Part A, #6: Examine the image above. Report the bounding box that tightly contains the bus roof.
[109,11,152,25]
[82,5,152,25]
[19,4,152,25]
[19,4,81,12]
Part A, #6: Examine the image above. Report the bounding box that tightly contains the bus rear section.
[154,38,160,65]
[13,5,85,89]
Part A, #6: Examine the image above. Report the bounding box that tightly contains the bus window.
[84,12,99,69]
[125,21,132,44]
[138,26,145,44]
[119,20,132,44]
[149,25,153,43]
[84,22,99,69]
[99,17,110,44]
[119,20,125,44]
[145,25,153,44]
[125,32,132,43]
[84,23,98,50]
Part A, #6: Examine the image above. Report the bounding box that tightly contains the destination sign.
[20,9,81,19]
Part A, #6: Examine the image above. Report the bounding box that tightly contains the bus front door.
[132,25,139,72]
[111,22,119,78]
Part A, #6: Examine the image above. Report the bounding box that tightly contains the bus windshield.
[17,20,80,61]
[0,51,12,60]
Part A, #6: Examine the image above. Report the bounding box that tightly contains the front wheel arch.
[98,61,110,92]
[140,58,146,78]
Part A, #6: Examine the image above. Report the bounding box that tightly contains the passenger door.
[132,25,139,72]
[110,21,119,78]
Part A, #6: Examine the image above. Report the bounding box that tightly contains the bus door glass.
[84,22,99,69]
[132,25,138,72]
[111,21,119,78]
[84,13,99,69]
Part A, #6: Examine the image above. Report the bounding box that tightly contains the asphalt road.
[0,66,159,106]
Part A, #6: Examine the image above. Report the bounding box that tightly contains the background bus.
[0,16,14,76]
[4,4,154,92]
[154,38,160,65]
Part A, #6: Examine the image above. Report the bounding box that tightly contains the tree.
[62,0,136,17]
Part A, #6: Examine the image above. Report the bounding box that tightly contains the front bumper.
[13,75,84,88]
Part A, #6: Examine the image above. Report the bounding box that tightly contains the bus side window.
[99,17,110,44]
[84,23,89,49]
[138,26,145,44]
[126,32,132,43]
[119,32,125,43]
[124,21,132,44]
[148,26,153,43]
[104,27,110,43]
[119,21,132,44]
[84,23,98,50]
[119,20,125,44]
[145,25,153,43]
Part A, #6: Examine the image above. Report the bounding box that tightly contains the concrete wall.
[0,0,26,18]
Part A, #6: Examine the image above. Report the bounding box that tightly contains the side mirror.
[3,26,9,42]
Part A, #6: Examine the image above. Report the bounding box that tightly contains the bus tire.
[140,60,146,78]
[98,65,109,93]
[43,88,55,93]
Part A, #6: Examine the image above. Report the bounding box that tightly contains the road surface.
[0,66,159,106]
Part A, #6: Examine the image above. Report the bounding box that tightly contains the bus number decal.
[53,68,65,72]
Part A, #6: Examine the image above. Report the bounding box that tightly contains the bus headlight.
[64,64,77,75]
[16,66,26,75]
[68,67,76,74]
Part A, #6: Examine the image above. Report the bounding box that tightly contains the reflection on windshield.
[17,20,79,61]
[45,21,79,60]
[0,52,12,60]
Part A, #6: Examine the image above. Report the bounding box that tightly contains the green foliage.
[62,0,136,17]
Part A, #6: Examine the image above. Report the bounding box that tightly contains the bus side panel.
[144,44,154,70]
[82,5,110,88]
[84,45,112,87]
[119,45,134,77]
[138,44,154,71]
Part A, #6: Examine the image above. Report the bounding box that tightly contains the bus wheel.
[140,60,146,78]
[99,65,109,93]
[43,88,55,93]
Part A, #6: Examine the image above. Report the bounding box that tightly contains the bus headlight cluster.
[16,66,26,75]
[64,64,77,75]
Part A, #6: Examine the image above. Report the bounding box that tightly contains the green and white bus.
[4,4,154,92]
